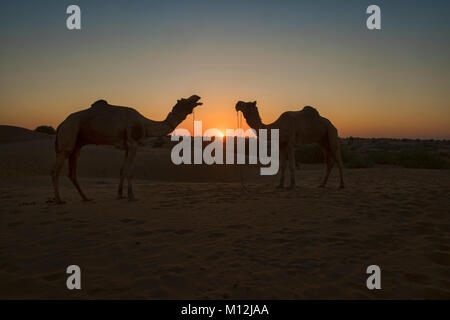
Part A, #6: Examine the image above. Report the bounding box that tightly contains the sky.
[0,0,449,139]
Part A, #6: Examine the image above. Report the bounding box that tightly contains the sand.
[0,126,449,299]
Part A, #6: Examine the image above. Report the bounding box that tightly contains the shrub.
[340,144,373,168]
[397,148,450,169]
[295,143,374,168]
[367,148,449,169]
[34,125,56,135]
[368,150,399,165]
[292,141,449,169]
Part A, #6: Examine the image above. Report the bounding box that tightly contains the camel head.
[235,100,257,113]
[171,95,203,121]
[235,100,260,121]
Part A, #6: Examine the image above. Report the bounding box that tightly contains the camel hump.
[90,99,109,108]
[301,106,320,117]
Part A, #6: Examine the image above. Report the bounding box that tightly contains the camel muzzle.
[188,95,203,106]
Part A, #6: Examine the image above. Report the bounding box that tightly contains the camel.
[235,101,344,189]
[52,95,203,204]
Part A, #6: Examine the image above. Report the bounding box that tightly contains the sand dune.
[0,131,449,299]
[0,125,53,144]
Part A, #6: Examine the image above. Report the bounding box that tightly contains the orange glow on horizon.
[1,3,449,140]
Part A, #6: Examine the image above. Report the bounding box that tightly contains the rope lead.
[236,111,248,192]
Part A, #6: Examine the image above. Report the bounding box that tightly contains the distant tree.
[348,136,354,145]
[35,125,56,135]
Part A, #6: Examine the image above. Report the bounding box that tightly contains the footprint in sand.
[173,229,193,235]
[72,222,88,229]
[208,232,227,238]
[133,231,154,237]
[206,254,219,261]
[225,224,252,230]
[43,273,63,282]
[427,252,450,266]
[404,273,429,284]
[164,265,186,274]
[132,220,146,225]
[155,228,174,233]
[85,231,102,236]
[19,201,36,207]
[8,221,23,227]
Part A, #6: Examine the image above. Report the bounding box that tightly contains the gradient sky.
[1,0,449,138]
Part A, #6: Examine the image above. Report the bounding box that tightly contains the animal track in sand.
[427,252,450,266]
[133,231,154,237]
[131,220,146,225]
[225,224,252,230]
[43,272,63,282]
[18,201,36,206]
[173,229,193,235]
[208,232,227,238]
[163,265,186,274]
[403,273,429,284]
[7,221,23,227]
[120,218,134,224]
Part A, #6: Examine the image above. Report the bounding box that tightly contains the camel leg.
[277,147,287,189]
[125,144,138,201]
[68,146,90,201]
[334,148,345,188]
[52,152,68,204]
[319,147,334,188]
[327,135,345,188]
[117,149,129,199]
[287,146,296,190]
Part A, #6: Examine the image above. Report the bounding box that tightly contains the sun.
[219,132,224,138]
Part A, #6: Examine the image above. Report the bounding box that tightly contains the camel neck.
[243,115,266,131]
[164,112,177,130]
[143,115,174,137]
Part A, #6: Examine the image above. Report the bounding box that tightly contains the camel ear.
[177,99,181,103]
[252,101,257,105]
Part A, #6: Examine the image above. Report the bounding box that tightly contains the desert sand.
[0,126,449,299]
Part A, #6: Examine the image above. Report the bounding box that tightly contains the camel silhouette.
[52,95,202,204]
[235,101,344,189]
